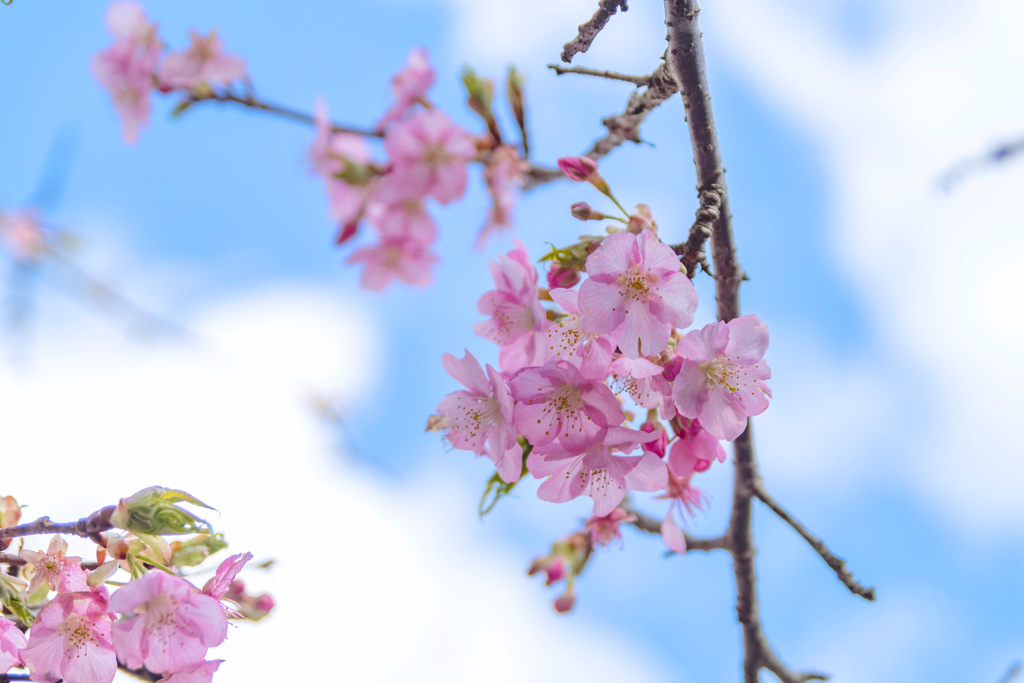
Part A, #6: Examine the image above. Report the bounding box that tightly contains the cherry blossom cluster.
[93,2,530,291]
[0,487,272,683]
[431,158,772,610]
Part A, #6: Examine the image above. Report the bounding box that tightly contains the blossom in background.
[160,29,246,90]
[579,229,698,358]
[377,48,435,130]
[672,314,772,441]
[157,660,223,683]
[0,618,26,673]
[311,98,376,234]
[436,349,523,483]
[474,241,548,374]
[111,570,227,675]
[658,472,708,554]
[346,236,437,290]
[21,590,116,683]
[21,535,89,594]
[478,144,526,248]
[527,426,667,516]
[0,210,47,263]
[584,507,638,547]
[384,109,476,205]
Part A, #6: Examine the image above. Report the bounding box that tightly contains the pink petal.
[661,513,688,554]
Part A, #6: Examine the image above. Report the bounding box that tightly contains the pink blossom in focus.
[672,315,772,441]
[161,30,246,90]
[21,590,116,683]
[657,471,708,554]
[377,48,435,129]
[384,109,476,204]
[509,358,623,454]
[584,507,638,547]
[21,535,89,594]
[473,241,548,374]
[436,349,523,483]
[0,210,46,263]
[578,230,698,358]
[0,618,26,673]
[110,570,227,675]
[527,426,668,515]
[158,660,222,683]
[544,287,612,368]
[667,418,726,477]
[346,236,437,290]
[557,156,599,182]
[477,145,526,248]
[202,552,252,600]
[609,355,673,411]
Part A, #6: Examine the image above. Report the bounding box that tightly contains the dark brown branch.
[561,0,629,63]
[622,507,728,552]
[0,507,114,541]
[547,64,652,86]
[180,91,383,138]
[665,2,838,681]
[753,482,875,601]
[673,184,722,277]
[119,664,162,682]
[527,61,678,187]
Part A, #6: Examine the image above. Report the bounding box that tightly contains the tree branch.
[674,184,722,277]
[547,64,652,86]
[0,552,101,570]
[527,61,678,187]
[622,507,728,552]
[753,482,875,601]
[0,507,114,541]
[561,0,629,64]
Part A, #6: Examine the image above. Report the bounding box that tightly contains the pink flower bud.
[571,202,594,220]
[336,220,359,245]
[557,156,599,182]
[544,557,566,586]
[693,458,711,473]
[627,204,657,234]
[662,354,682,382]
[640,421,668,459]
[553,591,576,613]
[546,264,580,290]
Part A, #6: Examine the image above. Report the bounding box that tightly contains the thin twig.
[0,553,100,570]
[561,0,629,63]
[547,64,652,86]
[0,507,115,541]
[622,506,728,552]
[753,482,875,601]
[938,135,1024,192]
[998,662,1023,683]
[181,91,383,138]
[526,61,678,187]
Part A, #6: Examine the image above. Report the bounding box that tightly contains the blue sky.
[1,0,1023,681]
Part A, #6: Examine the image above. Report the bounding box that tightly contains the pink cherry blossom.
[639,419,668,459]
[110,570,227,675]
[436,349,523,483]
[202,552,252,600]
[0,210,46,263]
[366,177,437,244]
[161,30,246,90]
[21,535,89,594]
[667,418,726,477]
[657,472,708,554]
[477,145,525,248]
[546,264,580,290]
[672,315,772,441]
[544,287,612,368]
[311,99,376,231]
[346,236,437,290]
[473,241,549,374]
[578,230,698,358]
[584,507,638,546]
[384,109,476,204]
[528,555,567,587]
[527,426,668,516]
[92,23,160,145]
[21,590,116,683]
[509,359,623,454]
[0,618,26,673]
[609,355,673,410]
[158,660,223,683]
[105,2,160,48]
[377,48,435,129]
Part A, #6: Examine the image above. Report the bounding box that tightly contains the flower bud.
[570,202,594,221]
[627,204,657,234]
[557,156,598,182]
[546,264,580,290]
[109,486,214,537]
[553,590,576,613]
[0,496,20,552]
[640,420,668,459]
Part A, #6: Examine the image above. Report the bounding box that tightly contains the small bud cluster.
[432,159,772,609]
[0,488,271,683]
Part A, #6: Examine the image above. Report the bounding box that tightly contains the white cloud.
[0,284,672,682]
